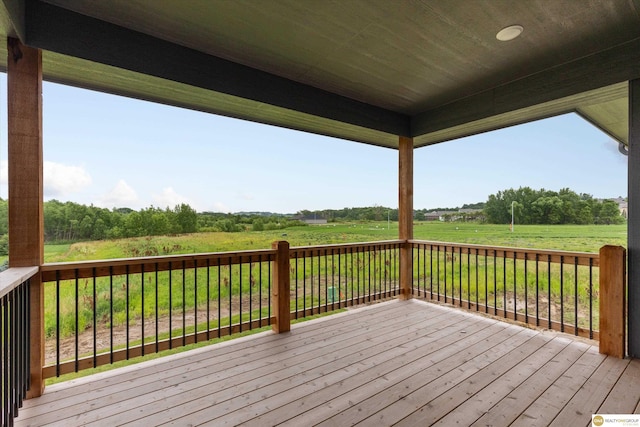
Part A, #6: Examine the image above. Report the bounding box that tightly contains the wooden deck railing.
[38,240,403,379]
[1,266,38,427]
[289,240,402,318]
[40,249,277,378]
[10,239,625,407]
[410,240,607,340]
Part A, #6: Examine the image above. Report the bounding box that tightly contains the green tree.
[252,218,265,231]
[174,203,197,233]
[597,200,624,224]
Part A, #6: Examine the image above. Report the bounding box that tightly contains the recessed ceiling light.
[496,25,524,41]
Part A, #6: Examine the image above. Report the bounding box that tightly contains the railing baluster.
[206,259,210,340]
[268,256,272,323]
[155,263,159,352]
[310,251,314,313]
[524,254,528,324]
[126,265,130,360]
[467,248,470,309]
[194,261,198,343]
[547,255,552,330]
[10,290,16,416]
[75,270,79,371]
[356,249,360,303]
[217,258,222,338]
[589,258,594,339]
[503,253,507,318]
[474,249,478,311]
[513,252,517,319]
[443,245,447,303]
[349,247,354,304]
[56,270,60,377]
[330,249,334,310]
[93,269,97,367]
[459,246,462,307]
[294,253,299,319]
[259,255,264,326]
[169,261,173,349]
[338,250,342,308]
[141,264,145,356]
[3,293,9,421]
[239,261,243,333]
[560,255,564,333]
[303,254,307,316]
[493,253,497,316]
[535,254,539,327]
[182,260,186,346]
[228,258,232,336]
[574,258,579,336]
[430,244,433,299]
[109,266,113,364]
[484,250,488,313]
[368,248,372,302]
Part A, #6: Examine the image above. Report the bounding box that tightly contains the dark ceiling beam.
[412,37,640,137]
[2,0,25,40]
[21,0,410,137]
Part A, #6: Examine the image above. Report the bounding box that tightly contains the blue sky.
[0,75,628,214]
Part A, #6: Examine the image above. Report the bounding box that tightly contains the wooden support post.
[599,245,626,358]
[272,241,291,333]
[399,136,413,300]
[629,78,640,357]
[7,38,45,397]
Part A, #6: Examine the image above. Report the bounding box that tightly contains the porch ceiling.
[0,0,638,148]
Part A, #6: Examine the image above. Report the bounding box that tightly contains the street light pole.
[511,201,515,232]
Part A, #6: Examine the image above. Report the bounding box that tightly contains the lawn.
[40,221,624,383]
[42,222,627,263]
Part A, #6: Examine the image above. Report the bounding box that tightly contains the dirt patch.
[45,297,261,365]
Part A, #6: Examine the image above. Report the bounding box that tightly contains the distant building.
[304,218,328,225]
[608,197,628,218]
[619,201,628,218]
[424,211,452,221]
[422,209,483,222]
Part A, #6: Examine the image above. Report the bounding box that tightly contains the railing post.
[599,245,626,358]
[272,241,291,333]
[7,38,45,398]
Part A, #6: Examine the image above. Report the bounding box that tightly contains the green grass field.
[41,221,624,383]
[42,222,626,263]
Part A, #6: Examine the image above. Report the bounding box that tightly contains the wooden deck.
[15,299,640,426]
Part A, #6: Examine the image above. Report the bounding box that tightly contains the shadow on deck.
[15,299,640,426]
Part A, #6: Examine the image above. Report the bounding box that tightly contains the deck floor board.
[15,299,640,427]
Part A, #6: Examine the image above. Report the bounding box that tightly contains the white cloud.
[0,160,92,199]
[43,161,92,198]
[0,160,93,200]
[152,187,191,209]
[0,160,6,186]
[98,179,139,208]
[210,202,231,213]
[0,160,94,200]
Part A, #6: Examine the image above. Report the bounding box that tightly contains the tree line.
[297,206,399,222]
[0,187,625,256]
[483,187,624,225]
[0,199,305,254]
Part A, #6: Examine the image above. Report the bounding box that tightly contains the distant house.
[609,197,628,218]
[304,218,328,225]
[424,211,451,221]
[619,201,628,218]
[422,209,483,222]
